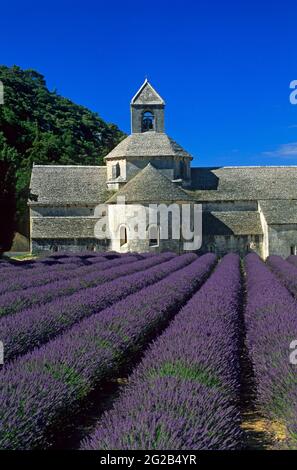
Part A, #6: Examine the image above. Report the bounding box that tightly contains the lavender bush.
[82,254,242,450]
[0,253,194,363]
[287,255,297,269]
[0,253,176,317]
[0,254,216,449]
[0,251,116,282]
[267,255,297,297]
[0,255,139,295]
[244,253,297,445]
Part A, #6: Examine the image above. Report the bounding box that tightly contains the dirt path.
[239,347,287,450]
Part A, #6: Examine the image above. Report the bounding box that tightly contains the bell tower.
[130,79,165,133]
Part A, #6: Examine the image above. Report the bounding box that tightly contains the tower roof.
[106,163,192,203]
[104,132,192,160]
[131,79,165,105]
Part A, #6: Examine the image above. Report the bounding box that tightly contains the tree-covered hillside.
[0,65,125,251]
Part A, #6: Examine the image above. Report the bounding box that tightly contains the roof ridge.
[32,165,106,168]
[192,165,297,169]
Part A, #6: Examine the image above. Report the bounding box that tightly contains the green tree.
[0,136,17,252]
[0,65,125,234]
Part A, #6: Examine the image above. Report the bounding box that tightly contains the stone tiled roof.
[203,211,263,235]
[104,132,193,160]
[131,79,165,105]
[188,166,297,200]
[106,163,192,203]
[259,200,297,224]
[29,165,108,205]
[31,217,100,238]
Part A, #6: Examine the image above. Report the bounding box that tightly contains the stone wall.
[106,159,127,182]
[268,224,297,258]
[258,203,269,259]
[199,234,263,257]
[126,157,175,181]
[107,203,195,254]
[32,238,109,253]
[131,104,165,133]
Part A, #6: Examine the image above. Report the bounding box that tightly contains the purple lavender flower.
[244,253,297,446]
[82,253,242,450]
[0,253,176,316]
[0,253,216,449]
[0,253,193,363]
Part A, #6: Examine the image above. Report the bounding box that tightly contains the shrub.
[244,253,297,445]
[0,254,216,449]
[0,253,191,362]
[82,254,242,450]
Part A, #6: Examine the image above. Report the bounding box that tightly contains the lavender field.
[0,251,297,450]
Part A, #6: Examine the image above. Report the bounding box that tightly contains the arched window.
[148,225,159,247]
[119,225,128,247]
[112,162,120,179]
[142,111,154,132]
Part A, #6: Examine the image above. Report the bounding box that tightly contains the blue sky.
[1,0,297,166]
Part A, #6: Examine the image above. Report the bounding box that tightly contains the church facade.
[29,80,297,259]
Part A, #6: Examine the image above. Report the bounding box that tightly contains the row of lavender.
[82,254,242,450]
[0,253,216,449]
[80,253,297,449]
[0,251,134,284]
[0,251,148,280]
[0,253,193,363]
[245,254,297,446]
[267,254,297,298]
[0,251,108,271]
[0,254,139,296]
[2,250,296,449]
[0,253,176,316]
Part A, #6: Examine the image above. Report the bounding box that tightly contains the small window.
[291,245,297,255]
[179,160,188,179]
[179,161,185,179]
[120,226,128,247]
[112,163,120,179]
[142,111,154,132]
[148,225,159,247]
[51,245,58,252]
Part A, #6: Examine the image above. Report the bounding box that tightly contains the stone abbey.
[29,80,297,258]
